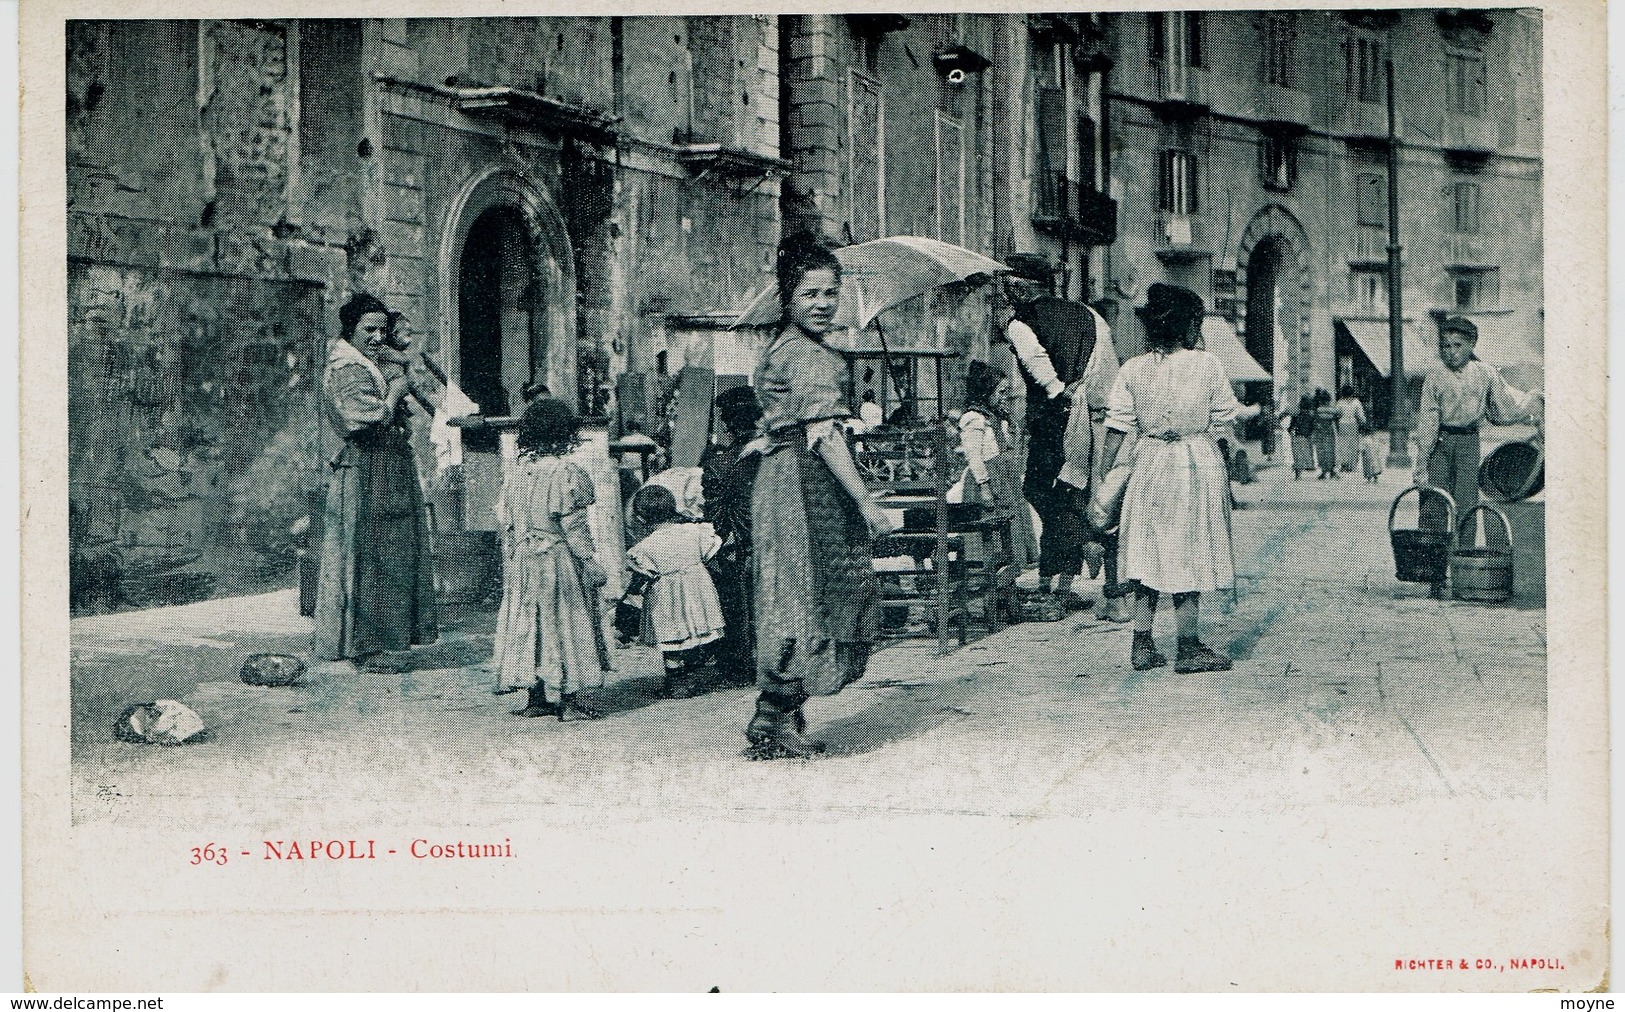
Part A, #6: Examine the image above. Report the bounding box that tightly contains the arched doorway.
[457,206,536,450]
[438,168,576,533]
[1244,237,1283,379]
[439,167,576,419]
[1235,204,1312,409]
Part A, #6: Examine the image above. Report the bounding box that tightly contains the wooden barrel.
[1450,504,1514,603]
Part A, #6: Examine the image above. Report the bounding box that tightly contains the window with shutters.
[1159,150,1198,215]
[1260,134,1295,191]
[1262,15,1296,88]
[1033,79,1067,219]
[1077,114,1099,192]
[1355,172,1386,227]
[1451,267,1498,310]
[1149,11,1203,67]
[1447,50,1486,116]
[934,113,965,245]
[1452,181,1481,234]
[1348,31,1385,103]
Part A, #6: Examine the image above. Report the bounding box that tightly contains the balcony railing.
[1340,99,1397,141]
[1153,61,1210,109]
[1032,173,1118,246]
[1256,83,1313,127]
[1443,234,1492,266]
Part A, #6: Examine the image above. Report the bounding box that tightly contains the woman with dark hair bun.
[745,232,895,759]
[491,397,611,720]
[314,293,438,671]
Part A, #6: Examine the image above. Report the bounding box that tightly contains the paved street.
[68,451,1546,827]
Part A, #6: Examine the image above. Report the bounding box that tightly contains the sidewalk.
[68,459,1546,826]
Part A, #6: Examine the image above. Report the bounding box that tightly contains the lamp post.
[1385,55,1411,468]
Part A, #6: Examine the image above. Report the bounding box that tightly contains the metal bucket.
[1389,486,1457,585]
[1451,504,1514,603]
[1479,440,1544,502]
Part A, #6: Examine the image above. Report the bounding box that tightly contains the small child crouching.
[626,484,726,699]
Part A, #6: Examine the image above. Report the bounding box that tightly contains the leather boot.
[745,690,820,759]
[1131,631,1167,671]
[1174,638,1233,674]
[512,683,556,718]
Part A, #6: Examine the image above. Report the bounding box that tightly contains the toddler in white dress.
[626,484,726,698]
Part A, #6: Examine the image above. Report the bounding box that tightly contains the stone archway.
[437,167,577,416]
[1234,204,1313,403]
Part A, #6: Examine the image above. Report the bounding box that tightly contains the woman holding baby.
[313,293,439,671]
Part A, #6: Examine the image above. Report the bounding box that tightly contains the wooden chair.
[854,425,1012,653]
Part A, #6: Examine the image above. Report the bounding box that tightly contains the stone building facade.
[1101,9,1543,427]
[66,17,788,607]
[66,12,1540,610]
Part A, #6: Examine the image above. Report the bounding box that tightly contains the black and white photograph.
[21,2,1608,993]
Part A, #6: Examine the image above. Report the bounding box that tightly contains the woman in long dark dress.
[313,293,438,670]
[746,234,896,759]
[1311,388,1340,479]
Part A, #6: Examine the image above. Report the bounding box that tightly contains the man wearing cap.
[996,255,1122,614]
[1413,315,1543,593]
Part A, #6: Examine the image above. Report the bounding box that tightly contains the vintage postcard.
[20,0,1608,992]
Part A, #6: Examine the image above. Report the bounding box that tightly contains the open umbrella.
[731,235,1009,330]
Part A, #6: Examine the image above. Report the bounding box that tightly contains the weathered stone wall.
[68,261,326,608]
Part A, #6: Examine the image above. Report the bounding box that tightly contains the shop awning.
[1200,316,1270,382]
[1337,318,1435,378]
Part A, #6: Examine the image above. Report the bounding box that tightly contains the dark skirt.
[314,425,438,660]
[752,428,879,696]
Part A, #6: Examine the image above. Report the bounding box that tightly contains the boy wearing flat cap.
[1413,316,1543,587]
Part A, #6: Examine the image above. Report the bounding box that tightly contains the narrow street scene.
[42,8,1579,993]
[64,12,1546,817]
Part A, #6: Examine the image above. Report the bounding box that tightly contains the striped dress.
[1105,348,1241,594]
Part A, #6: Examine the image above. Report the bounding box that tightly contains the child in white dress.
[626,484,726,699]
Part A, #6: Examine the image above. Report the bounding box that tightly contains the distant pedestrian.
[1287,395,1316,479]
[626,484,727,699]
[492,397,610,720]
[1095,283,1255,674]
[1312,388,1339,479]
[1361,427,1385,483]
[1335,386,1366,472]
